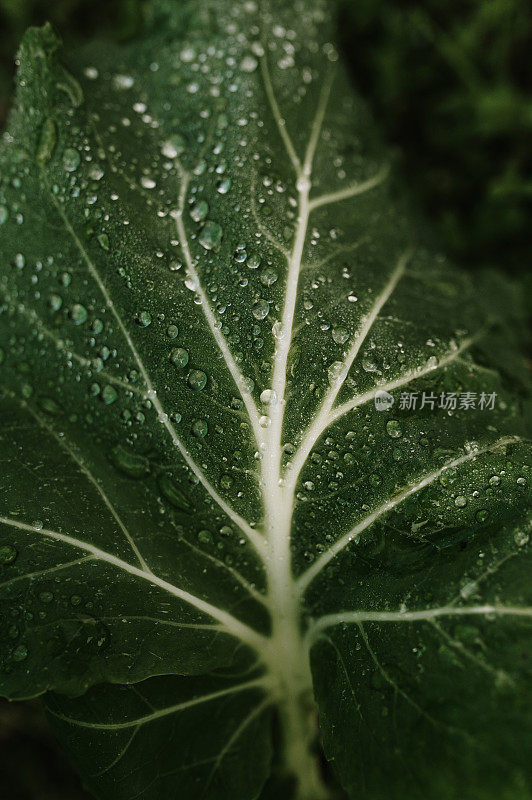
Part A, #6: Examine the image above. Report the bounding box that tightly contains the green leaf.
[47,661,273,800]
[0,2,530,798]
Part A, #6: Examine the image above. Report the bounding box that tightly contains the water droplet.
[332,327,349,345]
[101,385,117,405]
[193,419,208,437]
[489,475,501,487]
[109,445,149,478]
[261,268,278,286]
[386,420,402,438]
[70,303,88,325]
[369,473,382,486]
[217,178,232,194]
[39,591,53,603]
[70,594,82,606]
[248,254,261,269]
[162,134,186,158]
[0,545,18,565]
[49,293,62,311]
[514,530,529,547]
[14,253,25,269]
[454,495,467,507]
[166,324,179,339]
[0,205,9,224]
[328,361,347,383]
[12,644,28,662]
[136,310,152,327]
[141,176,156,189]
[252,300,270,320]
[259,415,271,428]
[198,529,213,545]
[475,509,489,523]
[170,347,189,368]
[199,221,223,250]
[190,200,209,222]
[158,474,191,511]
[35,118,57,165]
[240,55,259,73]
[188,370,207,390]
[260,389,277,405]
[114,74,135,90]
[63,148,80,172]
[97,233,110,251]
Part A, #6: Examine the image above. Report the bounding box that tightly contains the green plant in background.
[338,0,532,274]
[0,1,531,799]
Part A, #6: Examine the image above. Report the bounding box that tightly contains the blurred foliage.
[338,0,532,273]
[1,0,531,272]
[0,698,91,799]
[0,0,143,122]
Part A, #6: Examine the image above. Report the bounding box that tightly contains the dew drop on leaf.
[190,201,209,222]
[161,134,186,158]
[136,310,152,327]
[193,420,208,438]
[386,420,402,438]
[252,300,270,320]
[0,544,18,565]
[101,385,118,405]
[198,529,213,545]
[188,370,207,390]
[70,303,88,325]
[170,348,189,368]
[199,221,223,250]
[35,118,57,165]
[62,148,80,172]
[12,644,28,662]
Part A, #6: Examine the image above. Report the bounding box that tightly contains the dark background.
[0,0,530,797]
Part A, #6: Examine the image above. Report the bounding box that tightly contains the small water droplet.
[101,385,117,405]
[0,545,18,565]
[386,420,402,438]
[35,118,57,165]
[188,370,207,390]
[12,644,28,662]
[193,419,208,438]
[190,201,209,222]
[63,148,81,172]
[454,495,467,507]
[70,303,88,325]
[252,300,270,320]
[162,134,186,158]
[332,327,349,345]
[199,221,223,250]
[136,310,152,327]
[170,347,189,368]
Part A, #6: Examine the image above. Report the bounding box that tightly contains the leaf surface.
[0,2,530,798]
